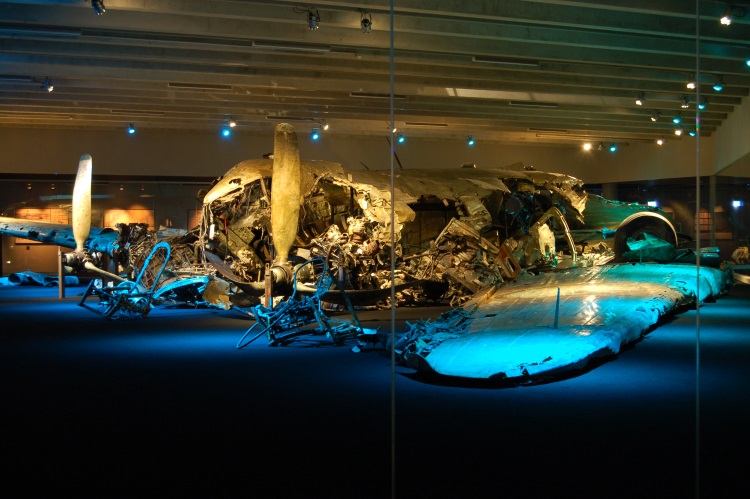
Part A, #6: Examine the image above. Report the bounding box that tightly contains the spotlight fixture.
[732,200,744,208]
[713,76,725,92]
[360,9,372,33]
[311,128,320,140]
[90,0,106,15]
[119,184,124,191]
[40,77,53,92]
[51,183,55,190]
[582,142,592,151]
[466,136,475,146]
[689,130,697,137]
[609,144,617,153]
[127,123,135,134]
[650,111,661,122]
[686,75,696,90]
[721,5,746,25]
[318,119,329,131]
[396,133,406,144]
[680,95,690,109]
[656,137,664,146]
[698,98,708,110]
[673,112,682,124]
[675,126,683,136]
[597,142,604,151]
[635,92,645,106]
[221,127,231,138]
[307,8,320,30]
[228,116,237,127]
[747,58,750,67]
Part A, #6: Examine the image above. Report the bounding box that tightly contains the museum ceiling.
[1,0,749,147]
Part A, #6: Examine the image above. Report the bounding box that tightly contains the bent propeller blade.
[72,154,93,253]
[270,123,301,264]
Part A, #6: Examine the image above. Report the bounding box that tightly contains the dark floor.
[2,282,749,498]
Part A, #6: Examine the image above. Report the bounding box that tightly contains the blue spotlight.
[221,127,231,138]
[609,144,617,152]
[396,133,405,144]
[672,114,682,124]
[466,136,475,146]
[713,77,724,92]
[127,123,135,135]
[311,128,320,141]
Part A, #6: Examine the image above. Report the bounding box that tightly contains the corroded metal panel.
[399,263,731,380]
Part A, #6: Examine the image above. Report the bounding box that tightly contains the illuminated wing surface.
[398,263,731,380]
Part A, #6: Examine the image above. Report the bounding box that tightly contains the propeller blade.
[72,154,93,253]
[270,123,301,264]
[83,261,127,284]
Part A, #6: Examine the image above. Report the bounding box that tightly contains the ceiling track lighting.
[466,136,475,146]
[609,144,617,153]
[311,128,320,140]
[221,126,231,138]
[656,137,664,146]
[597,142,604,151]
[635,92,645,106]
[721,4,746,25]
[650,110,661,122]
[582,142,592,151]
[307,8,321,30]
[228,116,237,127]
[40,77,54,92]
[674,126,684,136]
[713,76,725,92]
[90,0,106,15]
[360,9,372,33]
[396,133,406,144]
[698,98,709,110]
[686,74,696,90]
[672,112,682,124]
[680,95,690,109]
[318,119,329,131]
[127,123,135,134]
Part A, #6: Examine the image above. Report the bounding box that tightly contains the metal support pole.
[57,246,65,299]
[264,263,273,309]
[553,287,560,329]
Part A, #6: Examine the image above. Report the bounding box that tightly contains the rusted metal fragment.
[397,263,731,380]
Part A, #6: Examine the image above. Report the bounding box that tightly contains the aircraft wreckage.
[0,123,736,381]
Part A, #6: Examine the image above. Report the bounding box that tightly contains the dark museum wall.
[0,124,726,183]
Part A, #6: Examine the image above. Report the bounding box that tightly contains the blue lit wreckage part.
[236,258,378,348]
[78,241,173,319]
[392,263,732,382]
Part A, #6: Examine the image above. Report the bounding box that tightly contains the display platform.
[1,282,749,498]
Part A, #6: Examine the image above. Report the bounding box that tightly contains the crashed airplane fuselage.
[1,123,678,315]
[199,154,596,307]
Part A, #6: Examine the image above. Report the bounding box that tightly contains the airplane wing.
[396,263,731,381]
[0,217,117,253]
